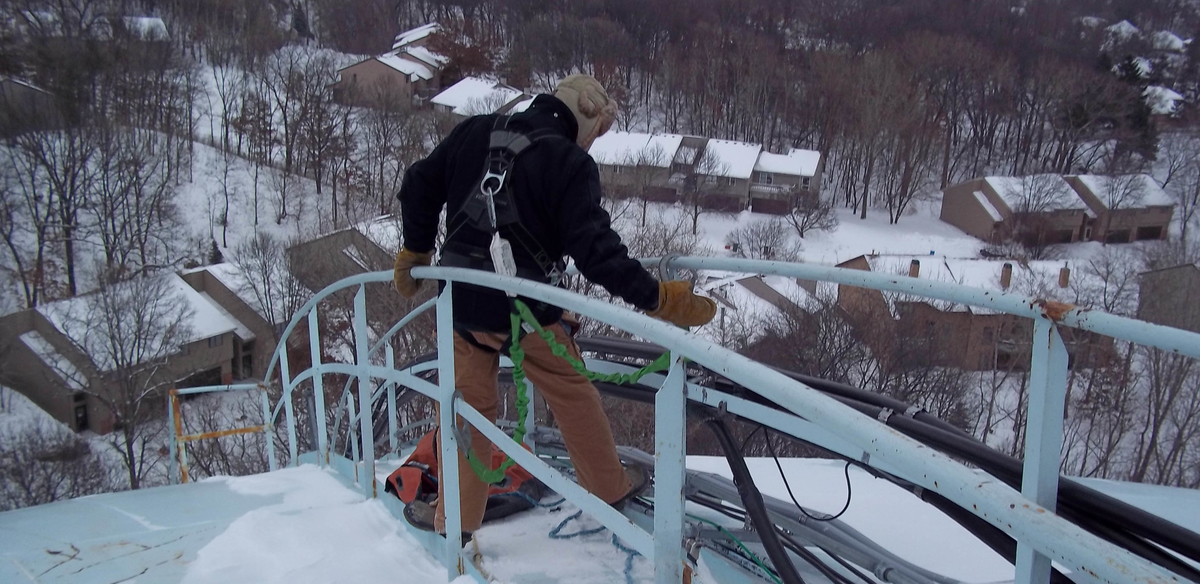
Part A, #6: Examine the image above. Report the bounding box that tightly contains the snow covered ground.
[6,455,1198,583]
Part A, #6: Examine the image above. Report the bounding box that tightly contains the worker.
[393,74,717,538]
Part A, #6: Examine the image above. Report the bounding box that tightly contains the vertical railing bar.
[280,347,297,467]
[309,310,328,466]
[436,285,465,575]
[347,391,360,465]
[167,389,180,485]
[386,342,398,458]
[1015,318,1069,584]
[654,354,686,583]
[262,384,277,471]
[354,285,375,497]
[522,380,537,453]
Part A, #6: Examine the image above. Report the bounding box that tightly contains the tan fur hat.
[553,74,617,148]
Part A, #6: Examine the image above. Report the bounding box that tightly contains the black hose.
[706,416,807,584]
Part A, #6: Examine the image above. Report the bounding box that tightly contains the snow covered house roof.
[869,256,1081,312]
[202,263,291,325]
[1073,174,1175,208]
[1144,85,1183,115]
[122,16,168,41]
[375,51,434,82]
[984,175,1089,213]
[588,132,682,168]
[699,140,762,179]
[972,191,1005,222]
[754,149,821,178]
[430,77,523,116]
[36,274,238,371]
[1151,30,1187,52]
[19,331,86,390]
[393,23,439,49]
[401,45,448,69]
[1106,20,1141,42]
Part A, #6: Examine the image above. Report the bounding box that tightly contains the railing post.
[354,285,375,497]
[386,342,399,458]
[654,354,686,584]
[436,284,466,575]
[522,379,537,453]
[308,310,328,466]
[347,393,360,463]
[167,389,180,485]
[1015,318,1069,584]
[262,386,277,471]
[280,349,298,467]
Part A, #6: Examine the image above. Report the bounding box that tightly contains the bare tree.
[90,127,181,276]
[52,272,196,489]
[724,218,800,261]
[231,233,310,339]
[783,194,839,238]
[0,425,120,510]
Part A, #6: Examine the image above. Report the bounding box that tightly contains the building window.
[802,176,812,191]
[611,165,625,174]
[755,172,773,185]
[208,336,223,348]
[983,327,994,342]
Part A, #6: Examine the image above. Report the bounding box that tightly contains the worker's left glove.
[394,248,433,298]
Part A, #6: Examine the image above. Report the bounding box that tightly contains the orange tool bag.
[383,428,547,522]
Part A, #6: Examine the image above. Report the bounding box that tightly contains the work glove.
[646,281,717,327]
[393,248,433,298]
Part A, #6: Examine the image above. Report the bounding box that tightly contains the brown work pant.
[433,322,632,533]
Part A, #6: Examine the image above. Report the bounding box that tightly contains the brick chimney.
[1001,262,1013,290]
[909,259,920,278]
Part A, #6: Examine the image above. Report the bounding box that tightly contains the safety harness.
[440,115,673,485]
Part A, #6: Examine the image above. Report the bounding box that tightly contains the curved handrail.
[404,265,1181,583]
[248,259,1195,583]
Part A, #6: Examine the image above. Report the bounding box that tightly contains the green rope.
[463,299,673,484]
[687,513,783,584]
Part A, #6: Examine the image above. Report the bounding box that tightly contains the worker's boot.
[403,500,473,545]
[610,462,651,511]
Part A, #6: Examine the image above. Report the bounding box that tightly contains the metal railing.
[168,257,1200,584]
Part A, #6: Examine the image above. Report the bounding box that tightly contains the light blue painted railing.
[170,257,1200,584]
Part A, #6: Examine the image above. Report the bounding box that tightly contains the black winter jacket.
[397,94,660,332]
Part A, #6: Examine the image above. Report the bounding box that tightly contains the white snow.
[590,132,683,168]
[1151,30,1187,52]
[973,190,1005,222]
[122,16,168,41]
[1106,20,1141,42]
[508,96,536,114]
[401,45,449,68]
[376,52,434,82]
[18,331,86,390]
[687,457,1014,582]
[1131,56,1153,78]
[984,175,1088,212]
[754,149,820,177]
[356,215,404,252]
[393,23,440,49]
[699,140,762,179]
[182,466,459,584]
[36,273,237,370]
[645,135,684,167]
[1078,16,1106,29]
[1144,85,1184,115]
[198,291,256,341]
[430,77,523,116]
[202,263,286,325]
[1075,174,1176,208]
